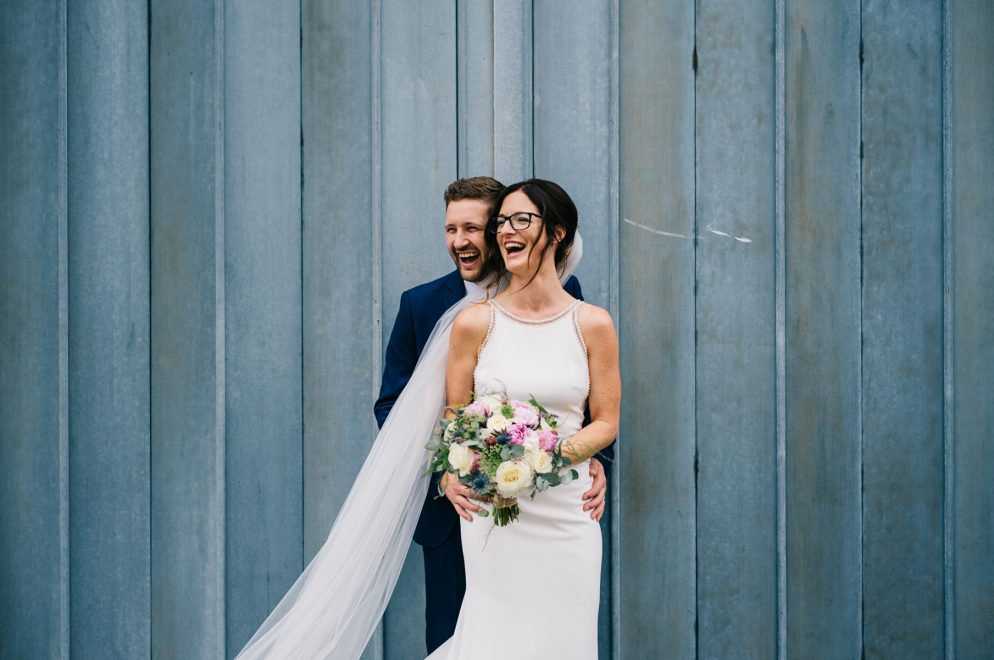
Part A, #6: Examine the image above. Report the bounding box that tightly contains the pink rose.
[506,424,529,445]
[510,401,540,428]
[464,400,491,417]
[537,430,558,453]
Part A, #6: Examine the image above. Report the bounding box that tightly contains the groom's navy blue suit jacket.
[374,269,612,548]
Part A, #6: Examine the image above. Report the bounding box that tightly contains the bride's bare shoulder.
[576,303,617,343]
[452,301,492,341]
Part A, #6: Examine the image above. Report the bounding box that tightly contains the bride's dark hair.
[483,178,578,288]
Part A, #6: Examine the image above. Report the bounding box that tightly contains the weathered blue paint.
[695,0,778,656]
[618,1,697,657]
[784,0,863,656]
[861,1,945,656]
[492,0,533,183]
[0,2,67,657]
[951,0,994,655]
[222,0,303,654]
[1,3,993,659]
[66,0,151,656]
[148,0,225,656]
[456,0,495,178]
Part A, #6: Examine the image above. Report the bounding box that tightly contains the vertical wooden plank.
[695,0,778,656]
[950,1,994,655]
[784,0,862,656]
[379,1,457,655]
[149,0,225,656]
[860,1,944,656]
[534,1,612,307]
[533,6,615,656]
[456,0,494,177]
[493,0,533,182]
[774,0,787,654]
[300,5,382,657]
[379,0,457,324]
[0,2,68,656]
[223,1,303,654]
[619,0,697,656]
[301,0,374,565]
[66,0,151,655]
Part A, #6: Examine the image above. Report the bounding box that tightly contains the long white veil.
[236,234,583,659]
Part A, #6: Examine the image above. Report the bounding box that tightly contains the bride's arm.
[562,304,621,465]
[444,303,490,410]
[440,303,491,521]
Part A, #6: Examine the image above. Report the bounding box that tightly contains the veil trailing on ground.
[236,234,583,659]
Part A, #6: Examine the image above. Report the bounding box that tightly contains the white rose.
[495,460,534,497]
[480,394,504,412]
[486,413,510,435]
[447,443,475,477]
[539,418,553,432]
[525,446,554,474]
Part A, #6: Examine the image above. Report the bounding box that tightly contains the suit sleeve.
[374,291,419,428]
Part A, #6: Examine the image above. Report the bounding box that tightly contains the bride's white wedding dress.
[236,238,588,660]
[428,298,601,659]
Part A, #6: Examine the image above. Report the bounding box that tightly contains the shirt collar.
[463,279,485,301]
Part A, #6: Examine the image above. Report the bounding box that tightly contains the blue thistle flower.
[470,473,489,491]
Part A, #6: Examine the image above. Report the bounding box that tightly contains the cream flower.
[525,446,554,474]
[486,413,510,436]
[495,460,534,497]
[447,443,475,477]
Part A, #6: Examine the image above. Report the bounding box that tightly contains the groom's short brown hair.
[444,176,504,206]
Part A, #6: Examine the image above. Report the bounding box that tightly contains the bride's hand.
[582,458,607,522]
[440,472,482,522]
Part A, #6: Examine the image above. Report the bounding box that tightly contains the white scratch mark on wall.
[705,221,753,243]
[623,217,694,240]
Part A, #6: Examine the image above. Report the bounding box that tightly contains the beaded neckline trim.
[488,299,582,325]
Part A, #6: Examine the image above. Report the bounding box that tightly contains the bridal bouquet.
[426,392,580,526]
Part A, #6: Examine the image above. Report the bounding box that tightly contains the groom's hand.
[440,472,482,522]
[583,458,607,522]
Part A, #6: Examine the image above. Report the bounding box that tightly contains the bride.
[429,179,620,658]
[236,179,620,659]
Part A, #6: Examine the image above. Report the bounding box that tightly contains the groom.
[374,176,610,654]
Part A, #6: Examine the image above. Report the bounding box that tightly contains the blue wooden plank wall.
[1,1,992,658]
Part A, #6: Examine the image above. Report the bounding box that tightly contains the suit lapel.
[443,270,465,306]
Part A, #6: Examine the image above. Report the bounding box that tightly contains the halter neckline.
[488,299,581,325]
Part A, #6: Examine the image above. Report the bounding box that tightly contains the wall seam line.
[370,0,384,655]
[298,0,306,576]
[146,2,154,652]
[691,2,700,657]
[214,0,227,650]
[59,0,70,654]
[941,0,955,655]
[857,2,866,657]
[608,0,621,657]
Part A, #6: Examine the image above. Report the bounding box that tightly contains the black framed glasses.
[490,212,542,233]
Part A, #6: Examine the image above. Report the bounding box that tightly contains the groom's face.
[444,198,491,282]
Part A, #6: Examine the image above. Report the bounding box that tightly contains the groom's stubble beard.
[450,244,490,283]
